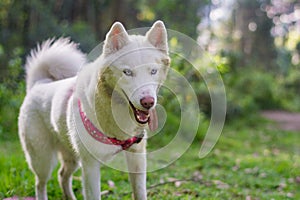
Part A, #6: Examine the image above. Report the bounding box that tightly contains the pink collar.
[78,99,144,150]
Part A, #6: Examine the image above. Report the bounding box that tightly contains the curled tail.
[25,38,87,92]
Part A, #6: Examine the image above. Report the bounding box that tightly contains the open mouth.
[129,100,150,124]
[122,90,158,131]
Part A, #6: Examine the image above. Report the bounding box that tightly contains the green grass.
[1,115,300,199]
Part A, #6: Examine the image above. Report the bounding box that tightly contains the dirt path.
[261,110,300,131]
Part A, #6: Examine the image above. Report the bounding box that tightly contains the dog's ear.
[103,22,129,56]
[146,20,168,54]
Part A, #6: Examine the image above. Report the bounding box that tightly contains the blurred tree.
[0,0,208,139]
[198,0,277,70]
[234,0,277,69]
[198,0,300,72]
[0,0,206,80]
[262,0,300,73]
[137,0,207,39]
[196,0,300,114]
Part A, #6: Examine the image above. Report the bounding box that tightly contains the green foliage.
[279,67,300,111]
[164,45,300,120]
[225,68,279,116]
[0,47,25,141]
[138,0,206,39]
[223,66,300,117]
[60,20,98,52]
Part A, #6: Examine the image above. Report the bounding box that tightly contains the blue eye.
[151,69,157,75]
[123,69,133,76]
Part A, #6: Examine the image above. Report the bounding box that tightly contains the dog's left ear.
[146,20,168,54]
[103,22,130,56]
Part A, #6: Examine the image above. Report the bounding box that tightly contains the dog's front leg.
[125,140,147,200]
[81,154,101,200]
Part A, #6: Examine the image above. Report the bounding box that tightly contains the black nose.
[140,96,154,109]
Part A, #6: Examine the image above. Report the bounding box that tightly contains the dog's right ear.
[103,22,129,56]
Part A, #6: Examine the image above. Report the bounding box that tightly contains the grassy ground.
[0,115,300,199]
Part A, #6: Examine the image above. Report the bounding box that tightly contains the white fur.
[18,21,169,200]
[25,38,86,92]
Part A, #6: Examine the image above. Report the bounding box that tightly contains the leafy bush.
[278,67,300,111]
[224,66,300,117]
[224,68,281,117]
[167,49,300,121]
[0,47,25,141]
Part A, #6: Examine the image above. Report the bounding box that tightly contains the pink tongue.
[138,111,149,121]
[148,108,158,131]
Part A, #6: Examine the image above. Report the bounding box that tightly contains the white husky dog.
[18,21,170,200]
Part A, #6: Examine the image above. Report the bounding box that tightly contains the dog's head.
[100,21,170,131]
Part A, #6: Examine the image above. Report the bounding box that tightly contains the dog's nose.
[140,96,154,109]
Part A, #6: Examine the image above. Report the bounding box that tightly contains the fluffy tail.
[25,38,87,92]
